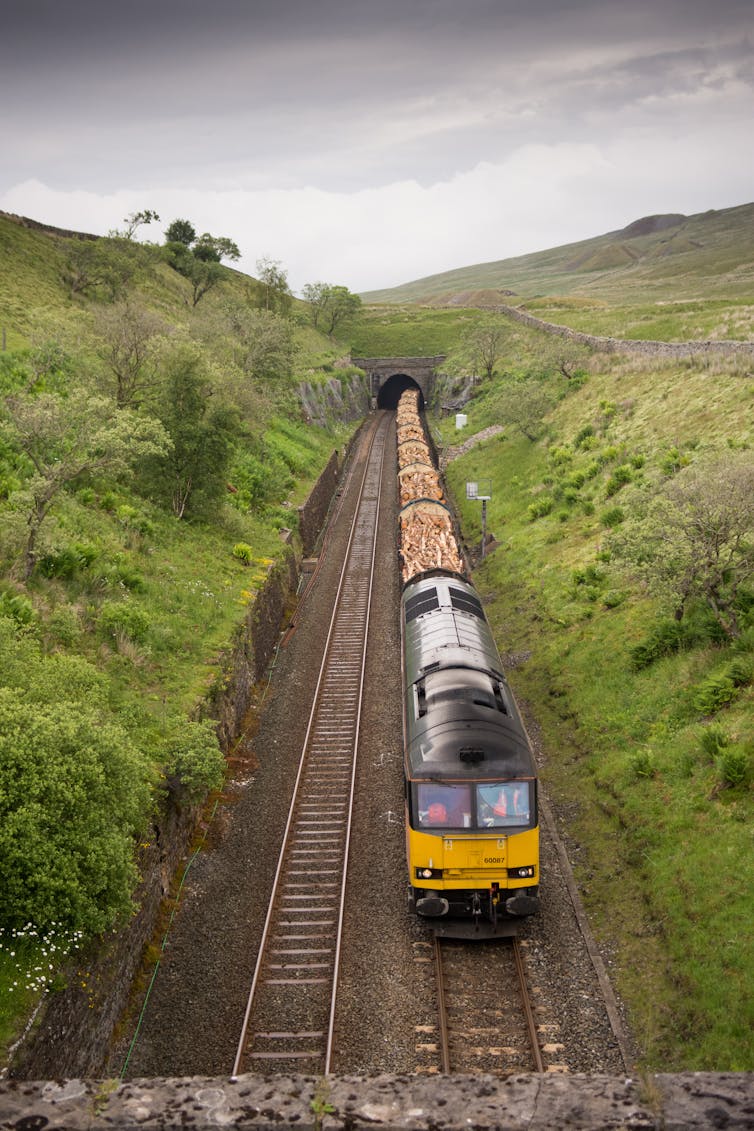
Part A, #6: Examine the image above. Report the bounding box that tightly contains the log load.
[398,462,445,507]
[399,505,464,583]
[397,439,432,469]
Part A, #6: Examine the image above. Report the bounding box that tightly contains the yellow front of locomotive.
[402,575,540,934]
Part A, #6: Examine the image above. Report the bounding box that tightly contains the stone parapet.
[1,1072,753,1129]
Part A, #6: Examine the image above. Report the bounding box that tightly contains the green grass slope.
[437,341,754,1072]
[362,202,754,329]
[0,213,362,1056]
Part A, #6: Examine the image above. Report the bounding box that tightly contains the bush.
[232,542,254,565]
[699,724,730,759]
[527,496,553,521]
[0,592,35,626]
[692,673,737,715]
[38,543,98,580]
[0,687,151,933]
[601,505,626,528]
[716,745,752,788]
[629,748,655,779]
[46,606,82,647]
[160,718,225,801]
[99,600,151,644]
[727,656,754,687]
[605,465,633,496]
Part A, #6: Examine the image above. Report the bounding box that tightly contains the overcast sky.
[1,0,752,292]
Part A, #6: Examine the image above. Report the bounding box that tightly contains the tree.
[497,379,557,441]
[193,234,241,264]
[226,307,296,383]
[302,282,361,335]
[114,209,160,240]
[463,317,507,381]
[62,240,134,302]
[248,257,292,315]
[94,301,167,407]
[138,345,240,518]
[610,452,754,638]
[1,390,170,579]
[164,218,196,246]
[163,225,240,306]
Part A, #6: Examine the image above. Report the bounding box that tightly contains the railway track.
[432,935,546,1075]
[231,412,389,1078]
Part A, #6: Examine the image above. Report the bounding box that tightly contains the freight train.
[396,389,539,937]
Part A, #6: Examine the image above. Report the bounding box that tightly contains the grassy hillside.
[437,342,754,1072]
[362,202,754,341]
[0,214,362,1057]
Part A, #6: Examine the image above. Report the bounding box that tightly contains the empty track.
[231,413,389,1077]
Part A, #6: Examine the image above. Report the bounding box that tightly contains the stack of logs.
[396,389,464,583]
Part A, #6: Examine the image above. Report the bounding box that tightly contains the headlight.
[416,867,442,879]
[509,865,536,879]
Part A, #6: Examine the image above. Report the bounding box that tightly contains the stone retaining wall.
[490,302,754,359]
[298,450,340,557]
[2,1071,753,1129]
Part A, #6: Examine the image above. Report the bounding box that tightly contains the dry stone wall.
[490,302,754,359]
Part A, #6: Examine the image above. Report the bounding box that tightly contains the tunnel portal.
[377,374,423,410]
[351,355,445,411]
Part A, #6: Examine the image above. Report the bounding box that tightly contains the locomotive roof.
[402,575,504,686]
[402,575,536,780]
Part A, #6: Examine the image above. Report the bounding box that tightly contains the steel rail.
[231,412,389,1079]
[433,934,545,1075]
[512,937,545,1075]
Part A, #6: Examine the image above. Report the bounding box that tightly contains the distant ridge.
[362,201,754,305]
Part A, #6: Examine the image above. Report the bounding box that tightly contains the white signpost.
[466,479,492,558]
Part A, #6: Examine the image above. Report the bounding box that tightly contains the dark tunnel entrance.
[377,374,425,410]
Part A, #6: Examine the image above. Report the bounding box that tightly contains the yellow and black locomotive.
[402,571,539,937]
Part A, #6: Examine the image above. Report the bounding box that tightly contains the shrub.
[629,749,655,779]
[630,612,726,670]
[603,589,626,609]
[0,592,35,626]
[716,745,752,788]
[46,606,82,647]
[699,724,730,759]
[601,505,626,528]
[727,656,754,687]
[0,688,151,933]
[527,496,554,521]
[574,424,595,447]
[160,718,225,801]
[692,673,737,715]
[605,465,633,496]
[631,620,687,669]
[232,542,255,565]
[549,445,573,466]
[99,600,151,644]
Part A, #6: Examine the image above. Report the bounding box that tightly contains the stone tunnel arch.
[376,374,424,410]
[351,355,445,410]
